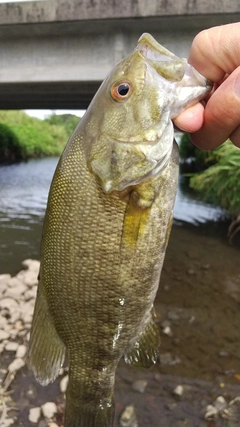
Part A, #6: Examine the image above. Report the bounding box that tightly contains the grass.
[0,110,81,163]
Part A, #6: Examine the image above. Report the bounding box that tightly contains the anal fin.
[124,315,160,368]
[28,280,66,385]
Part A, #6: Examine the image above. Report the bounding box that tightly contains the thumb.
[190,68,240,149]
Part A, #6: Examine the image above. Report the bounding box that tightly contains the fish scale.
[29,33,211,427]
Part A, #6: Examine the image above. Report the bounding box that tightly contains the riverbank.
[0,111,80,163]
[180,134,240,218]
[1,217,240,427]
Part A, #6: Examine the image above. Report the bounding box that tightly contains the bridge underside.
[1,7,240,111]
[0,81,101,110]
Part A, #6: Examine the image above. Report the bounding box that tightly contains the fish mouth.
[137,33,188,82]
[137,33,212,90]
[137,33,177,61]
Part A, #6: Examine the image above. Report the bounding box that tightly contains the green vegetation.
[0,110,81,163]
[179,132,212,172]
[180,133,240,215]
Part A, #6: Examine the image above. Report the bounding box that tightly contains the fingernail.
[234,74,240,98]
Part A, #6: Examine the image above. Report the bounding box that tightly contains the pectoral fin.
[28,279,66,385]
[124,315,160,368]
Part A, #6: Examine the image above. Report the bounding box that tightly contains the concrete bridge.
[1,0,240,110]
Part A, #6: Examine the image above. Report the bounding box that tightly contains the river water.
[0,157,227,275]
[1,158,240,427]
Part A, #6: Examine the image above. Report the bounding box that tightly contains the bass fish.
[29,34,211,427]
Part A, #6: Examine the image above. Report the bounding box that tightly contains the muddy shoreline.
[0,221,240,427]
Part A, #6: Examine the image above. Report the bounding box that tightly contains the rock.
[159,352,181,366]
[5,342,19,352]
[22,312,33,324]
[60,375,69,393]
[29,407,41,423]
[132,380,148,393]
[204,404,218,420]
[0,275,9,294]
[24,288,37,301]
[41,402,57,418]
[22,271,38,287]
[8,357,25,373]
[48,424,58,427]
[223,397,240,421]
[0,297,18,310]
[162,325,173,336]
[1,419,15,427]
[7,277,24,288]
[7,309,21,324]
[173,385,184,397]
[167,310,180,321]
[214,396,227,411]
[0,315,8,328]
[22,259,40,272]
[9,329,18,339]
[15,320,24,330]
[120,405,138,427]
[0,329,10,341]
[16,344,27,358]
[0,274,11,282]
[3,282,27,298]
[219,351,229,357]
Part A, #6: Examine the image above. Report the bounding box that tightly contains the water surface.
[0,157,228,275]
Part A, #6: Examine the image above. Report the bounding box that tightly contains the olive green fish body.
[29,34,211,427]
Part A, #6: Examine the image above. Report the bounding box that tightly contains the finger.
[173,102,204,133]
[190,68,240,149]
[229,125,240,148]
[189,23,240,81]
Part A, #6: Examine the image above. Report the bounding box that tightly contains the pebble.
[162,325,173,336]
[29,407,41,423]
[214,396,227,411]
[0,261,41,425]
[120,405,138,427]
[204,404,218,420]
[1,419,15,427]
[8,357,25,373]
[16,344,27,358]
[4,341,19,352]
[0,329,10,341]
[41,402,57,418]
[132,380,148,393]
[173,385,184,397]
[0,297,19,310]
[60,374,69,393]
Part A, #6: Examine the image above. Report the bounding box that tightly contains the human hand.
[174,23,240,149]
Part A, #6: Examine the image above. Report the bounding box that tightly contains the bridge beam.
[0,1,240,109]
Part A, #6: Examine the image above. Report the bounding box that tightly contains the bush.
[46,113,80,137]
[0,122,22,162]
[0,110,80,163]
[179,132,212,171]
[189,140,240,215]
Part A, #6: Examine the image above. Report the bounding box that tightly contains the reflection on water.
[0,158,57,274]
[0,157,228,275]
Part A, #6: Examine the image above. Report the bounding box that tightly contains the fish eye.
[111,81,132,101]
